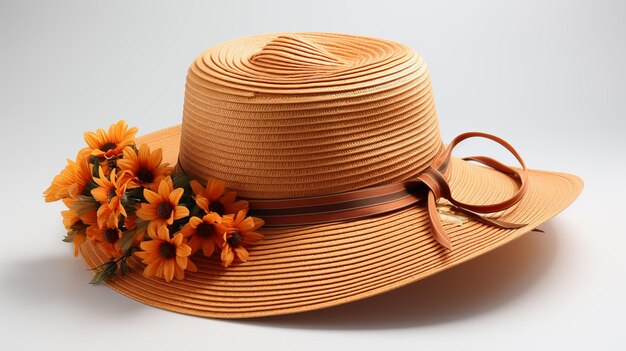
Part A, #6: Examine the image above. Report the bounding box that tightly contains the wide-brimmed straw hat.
[51,32,582,318]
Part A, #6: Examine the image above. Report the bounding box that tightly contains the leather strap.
[245,132,529,249]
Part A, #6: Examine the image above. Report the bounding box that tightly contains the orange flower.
[136,176,189,233]
[181,212,228,257]
[190,179,248,215]
[91,168,129,228]
[44,149,92,202]
[135,226,197,282]
[83,120,138,159]
[61,208,96,257]
[219,209,264,267]
[117,144,172,190]
[86,225,123,257]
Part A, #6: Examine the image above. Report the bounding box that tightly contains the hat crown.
[178,33,443,199]
[249,34,346,70]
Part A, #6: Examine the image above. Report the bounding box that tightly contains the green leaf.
[119,231,136,252]
[189,204,202,218]
[121,191,137,209]
[119,259,131,276]
[89,260,117,285]
[172,171,190,189]
[125,187,144,201]
[62,230,76,243]
[83,180,99,196]
[69,221,87,232]
[92,157,102,177]
[119,219,149,252]
[71,195,99,218]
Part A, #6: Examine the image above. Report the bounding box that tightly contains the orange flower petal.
[236,217,257,233]
[144,262,160,277]
[148,147,163,169]
[235,209,247,223]
[189,216,203,228]
[174,266,185,281]
[188,235,202,253]
[136,203,158,221]
[175,255,187,270]
[73,232,86,257]
[173,206,190,220]
[83,131,100,150]
[202,212,221,224]
[140,239,161,250]
[143,188,161,204]
[171,232,183,246]
[226,200,249,215]
[147,221,162,237]
[220,215,235,226]
[96,206,110,229]
[190,180,205,197]
[234,247,249,262]
[181,223,195,237]
[157,177,173,200]
[156,261,165,277]
[220,191,237,206]
[250,217,265,231]
[156,226,170,241]
[146,223,159,239]
[201,239,215,257]
[163,259,175,282]
[137,253,161,265]
[176,243,191,257]
[90,187,108,203]
[67,183,80,199]
[138,143,149,162]
[169,188,184,206]
[117,200,127,217]
[243,231,264,244]
[207,179,226,201]
[195,196,209,212]
[186,258,198,272]
[221,246,234,267]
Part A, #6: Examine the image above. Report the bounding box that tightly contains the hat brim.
[79,125,583,318]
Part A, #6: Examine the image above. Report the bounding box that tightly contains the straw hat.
[74,32,582,318]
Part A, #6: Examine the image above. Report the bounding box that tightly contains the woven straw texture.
[81,126,581,318]
[80,33,583,318]
[178,33,442,199]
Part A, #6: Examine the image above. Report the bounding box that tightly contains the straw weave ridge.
[80,33,583,318]
[178,33,443,198]
[81,126,581,318]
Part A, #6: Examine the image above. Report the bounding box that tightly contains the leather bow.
[415,132,528,248]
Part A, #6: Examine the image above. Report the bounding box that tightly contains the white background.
[1,0,624,349]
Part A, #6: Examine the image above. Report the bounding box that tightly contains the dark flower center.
[227,231,242,247]
[136,167,155,184]
[159,242,176,259]
[196,223,214,238]
[157,202,174,219]
[108,187,117,201]
[103,229,119,244]
[100,142,117,152]
[208,201,225,215]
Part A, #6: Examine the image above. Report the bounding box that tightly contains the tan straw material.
[179,33,441,199]
[80,33,583,318]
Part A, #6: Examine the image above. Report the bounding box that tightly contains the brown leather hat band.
[246,132,529,249]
